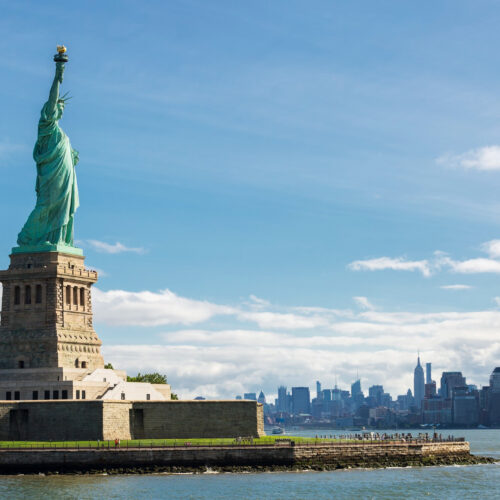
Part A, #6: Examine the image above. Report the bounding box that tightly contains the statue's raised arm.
[46,62,65,114]
[14,46,81,255]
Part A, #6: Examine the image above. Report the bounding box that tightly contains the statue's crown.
[58,91,72,104]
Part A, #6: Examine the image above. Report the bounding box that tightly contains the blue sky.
[1,1,500,399]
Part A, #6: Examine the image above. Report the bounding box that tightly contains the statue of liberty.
[15,46,82,255]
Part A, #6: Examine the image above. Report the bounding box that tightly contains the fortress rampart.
[0,400,264,441]
[0,440,486,474]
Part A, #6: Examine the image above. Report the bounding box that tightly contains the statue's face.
[57,101,65,118]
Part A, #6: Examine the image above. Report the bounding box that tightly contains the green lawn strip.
[0,436,356,448]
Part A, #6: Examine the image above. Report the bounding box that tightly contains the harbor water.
[0,428,499,499]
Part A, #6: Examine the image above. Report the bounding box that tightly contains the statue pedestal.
[12,244,83,256]
[0,251,103,370]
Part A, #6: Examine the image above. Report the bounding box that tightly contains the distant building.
[291,387,311,414]
[426,363,432,384]
[351,379,364,410]
[440,372,466,399]
[488,368,500,425]
[490,367,500,391]
[244,392,257,401]
[452,386,479,426]
[277,386,288,412]
[351,379,362,397]
[413,356,425,409]
[369,385,384,406]
[316,381,322,399]
[425,381,436,398]
[258,391,266,404]
[321,389,332,401]
[381,393,392,408]
[422,396,452,424]
[235,395,242,400]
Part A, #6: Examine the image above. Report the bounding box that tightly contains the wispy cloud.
[348,257,432,277]
[353,296,375,310]
[237,310,331,330]
[438,255,500,274]
[440,284,472,290]
[349,240,500,278]
[247,295,271,309]
[85,240,146,254]
[437,146,500,171]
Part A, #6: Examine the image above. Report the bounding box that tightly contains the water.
[0,429,499,499]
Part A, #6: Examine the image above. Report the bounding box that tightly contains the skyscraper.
[351,379,362,397]
[277,386,288,412]
[426,362,432,384]
[316,381,322,399]
[369,385,384,406]
[291,387,311,414]
[414,355,425,409]
[490,367,500,392]
[440,372,466,399]
[258,391,266,404]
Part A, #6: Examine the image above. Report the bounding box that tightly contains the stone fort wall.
[0,441,473,474]
[0,400,264,441]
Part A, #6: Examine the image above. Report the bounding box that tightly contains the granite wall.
[0,400,264,441]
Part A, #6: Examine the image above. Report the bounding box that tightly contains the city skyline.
[2,2,500,399]
[234,357,492,405]
[241,361,500,429]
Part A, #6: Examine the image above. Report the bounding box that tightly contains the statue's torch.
[54,45,68,63]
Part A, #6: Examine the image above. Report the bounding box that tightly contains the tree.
[126,372,168,384]
[104,362,114,369]
[171,393,179,400]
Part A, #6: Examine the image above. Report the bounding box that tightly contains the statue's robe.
[17,102,79,247]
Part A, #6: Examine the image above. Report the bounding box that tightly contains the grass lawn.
[0,436,351,449]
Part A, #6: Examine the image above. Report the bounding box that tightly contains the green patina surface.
[15,52,82,256]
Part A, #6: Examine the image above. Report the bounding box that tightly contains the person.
[114,438,120,448]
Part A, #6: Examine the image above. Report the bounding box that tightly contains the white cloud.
[437,146,500,171]
[348,256,432,277]
[349,241,500,279]
[440,284,472,290]
[237,310,330,330]
[439,256,500,274]
[93,288,234,326]
[247,295,271,309]
[481,239,500,258]
[353,296,375,310]
[103,306,500,399]
[91,284,500,399]
[85,240,145,254]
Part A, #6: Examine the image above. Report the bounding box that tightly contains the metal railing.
[0,433,465,451]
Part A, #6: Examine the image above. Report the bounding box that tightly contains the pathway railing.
[0,433,465,451]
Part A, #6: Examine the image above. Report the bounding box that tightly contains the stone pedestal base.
[0,251,103,370]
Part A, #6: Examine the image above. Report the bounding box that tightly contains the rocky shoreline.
[1,453,495,475]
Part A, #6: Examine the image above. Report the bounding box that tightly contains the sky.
[1,1,500,400]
